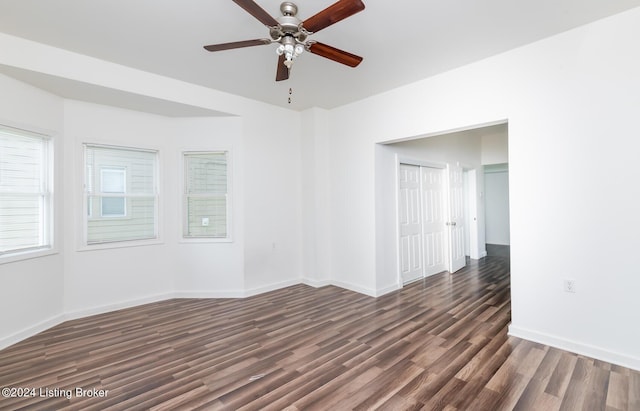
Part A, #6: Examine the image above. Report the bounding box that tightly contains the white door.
[447,164,466,273]
[421,167,447,276]
[398,164,423,284]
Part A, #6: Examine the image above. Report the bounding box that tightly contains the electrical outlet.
[564,279,576,293]
[201,217,209,227]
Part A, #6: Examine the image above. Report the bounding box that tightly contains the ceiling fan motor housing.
[280,2,298,16]
[270,2,308,42]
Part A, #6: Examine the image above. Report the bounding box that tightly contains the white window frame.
[180,150,232,243]
[82,143,160,249]
[0,125,54,263]
[99,167,127,217]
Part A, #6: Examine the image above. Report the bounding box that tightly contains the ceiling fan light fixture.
[276,36,304,68]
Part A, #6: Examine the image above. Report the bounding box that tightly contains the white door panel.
[421,167,447,276]
[447,164,466,273]
[399,164,423,284]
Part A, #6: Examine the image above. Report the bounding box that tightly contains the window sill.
[178,237,233,244]
[77,238,164,252]
[0,247,58,265]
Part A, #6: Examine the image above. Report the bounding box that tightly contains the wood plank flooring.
[1,254,638,410]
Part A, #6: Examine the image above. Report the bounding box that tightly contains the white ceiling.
[1,0,639,111]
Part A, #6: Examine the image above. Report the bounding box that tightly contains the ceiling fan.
[204,0,365,81]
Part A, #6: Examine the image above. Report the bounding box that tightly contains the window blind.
[84,144,157,244]
[184,152,228,238]
[0,126,51,255]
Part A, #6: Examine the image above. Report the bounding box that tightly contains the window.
[0,126,52,257]
[100,167,126,217]
[183,151,229,239]
[84,144,158,245]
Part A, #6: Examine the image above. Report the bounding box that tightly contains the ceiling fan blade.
[302,0,365,33]
[204,39,271,52]
[308,42,363,67]
[276,55,290,81]
[232,0,279,27]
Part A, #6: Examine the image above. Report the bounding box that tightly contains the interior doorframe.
[458,163,482,261]
[464,167,487,260]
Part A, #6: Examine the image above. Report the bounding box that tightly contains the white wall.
[63,101,174,314]
[171,117,246,297]
[0,74,66,346]
[62,102,250,316]
[484,170,510,245]
[387,129,483,163]
[0,35,305,347]
[61,100,304,310]
[300,108,332,286]
[506,8,640,367]
[329,125,378,295]
[318,7,640,369]
[241,107,304,294]
[481,128,509,165]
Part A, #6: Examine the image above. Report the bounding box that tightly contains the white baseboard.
[175,279,313,299]
[330,280,377,297]
[304,278,398,297]
[64,292,174,321]
[302,277,399,297]
[244,279,302,297]
[508,325,640,372]
[301,278,332,288]
[0,314,65,351]
[173,290,246,299]
[304,278,399,297]
[375,283,400,297]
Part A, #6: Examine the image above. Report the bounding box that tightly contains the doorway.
[375,121,508,291]
[484,163,510,258]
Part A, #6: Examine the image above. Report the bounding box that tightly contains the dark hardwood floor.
[1,254,638,410]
